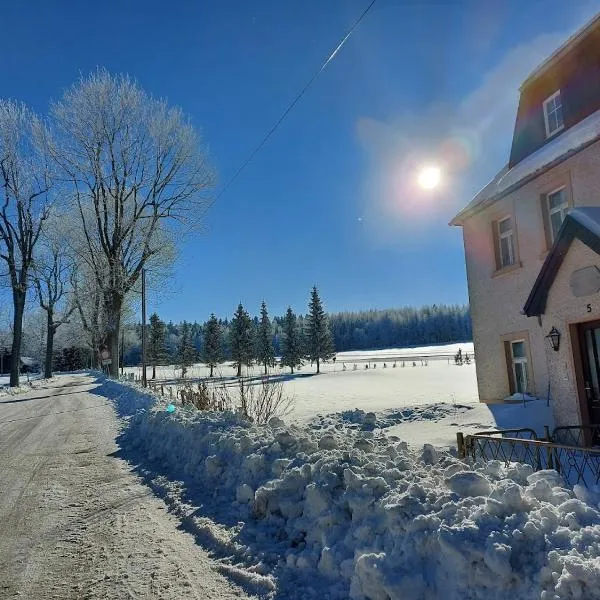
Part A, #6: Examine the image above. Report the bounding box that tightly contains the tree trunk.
[10,290,26,387]
[291,365,294,375]
[152,364,156,379]
[316,357,320,374]
[45,311,55,379]
[237,362,241,377]
[104,294,122,378]
[264,362,268,375]
[210,364,214,377]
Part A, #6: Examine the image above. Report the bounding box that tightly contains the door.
[578,320,600,426]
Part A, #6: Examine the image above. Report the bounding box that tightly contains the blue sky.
[1,0,598,323]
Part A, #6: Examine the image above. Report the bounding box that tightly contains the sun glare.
[418,166,441,190]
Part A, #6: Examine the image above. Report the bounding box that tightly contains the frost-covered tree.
[48,69,215,377]
[148,312,167,379]
[255,301,275,375]
[178,320,196,378]
[281,307,303,374]
[202,313,222,377]
[0,101,52,386]
[305,286,335,374]
[230,303,253,377]
[32,227,76,378]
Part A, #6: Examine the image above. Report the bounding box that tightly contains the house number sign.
[588,304,593,313]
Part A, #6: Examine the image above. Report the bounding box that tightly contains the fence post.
[457,432,465,459]
[544,425,555,471]
[161,385,164,396]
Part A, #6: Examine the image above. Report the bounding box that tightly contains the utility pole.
[141,268,147,387]
[120,328,125,377]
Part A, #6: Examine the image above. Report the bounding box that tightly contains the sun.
[418,166,441,190]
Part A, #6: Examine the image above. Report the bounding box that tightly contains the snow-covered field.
[124,342,555,450]
[105,377,600,600]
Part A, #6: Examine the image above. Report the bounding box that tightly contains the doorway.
[576,320,600,427]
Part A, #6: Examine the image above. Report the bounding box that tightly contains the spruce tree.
[148,312,167,379]
[255,301,275,375]
[230,303,254,377]
[202,314,222,377]
[306,286,335,374]
[178,320,196,378]
[281,307,303,374]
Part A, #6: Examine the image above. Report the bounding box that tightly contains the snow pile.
[311,404,473,431]
[118,397,600,600]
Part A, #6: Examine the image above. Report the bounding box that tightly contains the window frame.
[546,185,569,244]
[510,339,530,395]
[497,216,515,268]
[543,90,564,138]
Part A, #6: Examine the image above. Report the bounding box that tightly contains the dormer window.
[543,90,564,138]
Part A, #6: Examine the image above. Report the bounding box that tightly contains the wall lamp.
[546,327,561,352]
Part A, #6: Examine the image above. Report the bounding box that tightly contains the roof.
[20,356,39,367]
[521,13,600,90]
[523,207,600,317]
[450,108,600,226]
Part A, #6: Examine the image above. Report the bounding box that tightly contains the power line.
[214,0,377,203]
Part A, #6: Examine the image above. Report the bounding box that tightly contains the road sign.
[101,349,110,360]
[101,358,112,366]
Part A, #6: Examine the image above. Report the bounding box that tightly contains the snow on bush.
[115,388,600,600]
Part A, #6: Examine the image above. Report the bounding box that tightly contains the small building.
[451,14,600,429]
[0,352,40,375]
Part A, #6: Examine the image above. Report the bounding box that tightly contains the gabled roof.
[450,109,600,226]
[521,13,600,90]
[523,208,600,317]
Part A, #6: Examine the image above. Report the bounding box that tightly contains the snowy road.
[0,375,251,600]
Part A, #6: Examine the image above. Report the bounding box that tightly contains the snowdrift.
[110,381,600,600]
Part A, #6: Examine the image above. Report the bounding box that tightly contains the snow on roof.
[521,13,600,90]
[451,108,600,225]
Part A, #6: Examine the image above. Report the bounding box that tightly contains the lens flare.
[417,166,441,189]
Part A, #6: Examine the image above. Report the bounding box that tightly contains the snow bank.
[113,386,600,600]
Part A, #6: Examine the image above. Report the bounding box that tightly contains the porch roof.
[524,207,600,317]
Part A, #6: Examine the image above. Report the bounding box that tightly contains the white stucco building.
[451,15,600,435]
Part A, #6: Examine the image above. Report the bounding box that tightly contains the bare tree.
[0,101,52,386]
[32,229,76,378]
[48,69,215,377]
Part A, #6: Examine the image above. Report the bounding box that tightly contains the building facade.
[451,15,600,430]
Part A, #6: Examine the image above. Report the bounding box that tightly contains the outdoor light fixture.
[546,327,561,352]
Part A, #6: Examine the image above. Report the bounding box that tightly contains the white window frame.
[510,339,529,395]
[497,216,515,268]
[543,90,564,138]
[546,185,569,243]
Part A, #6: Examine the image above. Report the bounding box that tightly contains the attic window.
[543,90,564,138]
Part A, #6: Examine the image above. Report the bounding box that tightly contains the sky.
[1,0,599,323]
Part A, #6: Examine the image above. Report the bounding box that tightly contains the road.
[0,374,251,600]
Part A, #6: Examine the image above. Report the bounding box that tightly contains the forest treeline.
[120,303,471,366]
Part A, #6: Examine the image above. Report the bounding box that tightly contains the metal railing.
[458,427,600,489]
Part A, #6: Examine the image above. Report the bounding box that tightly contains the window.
[497,217,515,268]
[543,90,564,138]
[510,340,530,395]
[546,187,569,243]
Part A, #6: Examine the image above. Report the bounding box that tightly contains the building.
[0,350,40,376]
[451,14,600,430]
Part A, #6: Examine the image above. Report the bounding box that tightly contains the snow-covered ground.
[106,377,600,600]
[0,373,44,395]
[124,342,556,451]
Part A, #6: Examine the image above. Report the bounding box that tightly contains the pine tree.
[255,301,275,375]
[202,314,222,377]
[230,303,254,377]
[148,312,167,379]
[281,307,303,374]
[178,321,196,378]
[306,286,335,374]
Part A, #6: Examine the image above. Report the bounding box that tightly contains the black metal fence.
[458,426,600,489]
